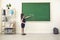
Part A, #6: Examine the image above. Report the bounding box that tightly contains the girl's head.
[21,13,24,19]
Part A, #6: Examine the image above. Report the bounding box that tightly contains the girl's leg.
[21,23,26,35]
[22,28,24,34]
[21,28,26,35]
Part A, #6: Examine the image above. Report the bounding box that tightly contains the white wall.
[0,0,2,33]
[0,0,60,33]
[51,0,60,33]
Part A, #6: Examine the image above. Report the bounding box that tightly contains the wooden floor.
[0,33,60,40]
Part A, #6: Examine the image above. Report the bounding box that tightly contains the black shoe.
[22,33,26,35]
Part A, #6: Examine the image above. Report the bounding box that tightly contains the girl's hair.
[21,13,24,19]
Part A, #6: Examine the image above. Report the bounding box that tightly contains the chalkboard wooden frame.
[22,3,50,21]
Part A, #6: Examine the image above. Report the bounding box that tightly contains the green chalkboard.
[22,3,50,21]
